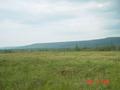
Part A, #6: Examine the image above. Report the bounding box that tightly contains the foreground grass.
[0,51,120,90]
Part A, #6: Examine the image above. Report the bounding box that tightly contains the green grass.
[0,51,120,90]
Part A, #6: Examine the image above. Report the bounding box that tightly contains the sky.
[0,0,120,47]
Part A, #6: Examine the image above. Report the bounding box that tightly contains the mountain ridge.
[4,37,119,50]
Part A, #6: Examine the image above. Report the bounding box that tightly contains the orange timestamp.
[86,79,110,86]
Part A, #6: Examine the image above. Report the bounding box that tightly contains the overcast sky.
[0,0,120,47]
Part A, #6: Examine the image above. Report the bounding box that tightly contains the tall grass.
[0,51,120,90]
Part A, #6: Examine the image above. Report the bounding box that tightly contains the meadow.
[0,51,120,90]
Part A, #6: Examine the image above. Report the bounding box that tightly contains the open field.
[0,51,120,90]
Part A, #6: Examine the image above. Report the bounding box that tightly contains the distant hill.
[7,37,120,50]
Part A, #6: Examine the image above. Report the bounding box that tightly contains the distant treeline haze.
[0,45,120,53]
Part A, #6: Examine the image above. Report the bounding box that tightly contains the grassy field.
[0,51,120,90]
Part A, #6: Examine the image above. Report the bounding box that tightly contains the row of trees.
[74,44,120,51]
[0,45,120,53]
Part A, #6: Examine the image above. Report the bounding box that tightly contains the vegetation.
[0,45,120,53]
[95,45,120,51]
[0,51,120,90]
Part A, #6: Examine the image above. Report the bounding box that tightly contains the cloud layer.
[0,0,119,47]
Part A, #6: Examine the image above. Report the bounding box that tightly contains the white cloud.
[0,0,117,47]
[0,0,110,15]
[0,12,105,46]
